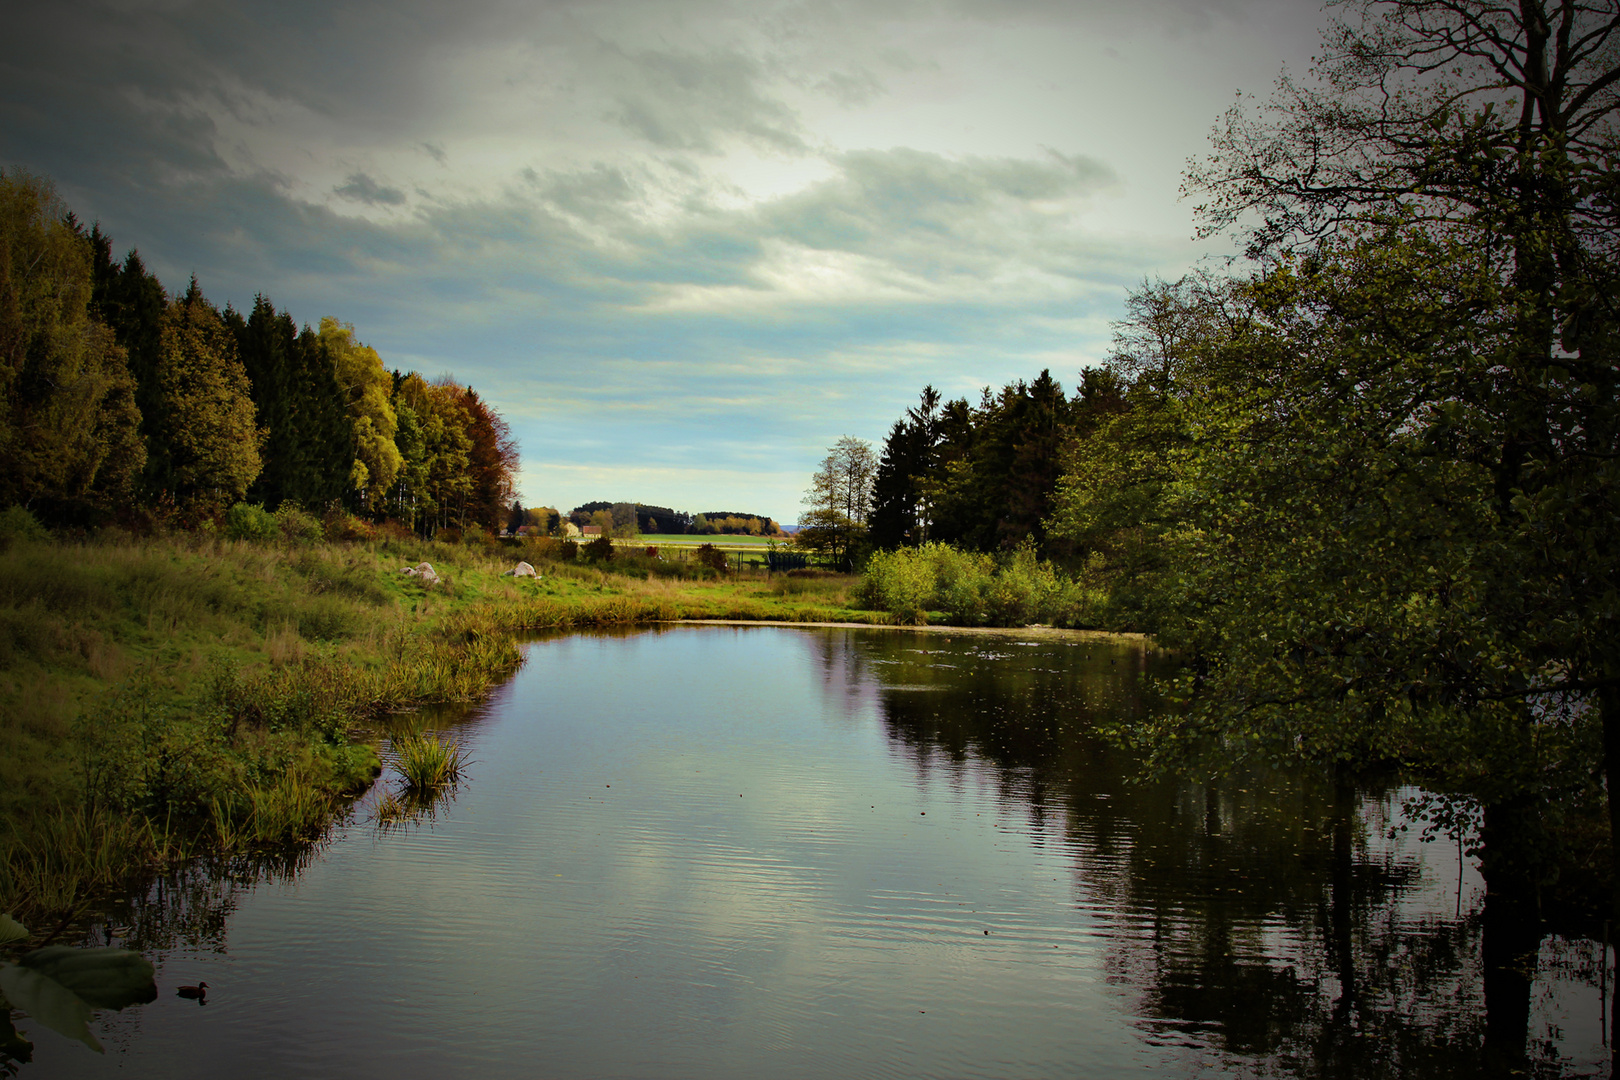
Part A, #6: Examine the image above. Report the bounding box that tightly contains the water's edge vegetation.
[0,525,918,924]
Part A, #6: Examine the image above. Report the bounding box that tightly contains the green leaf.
[0,963,99,1053]
[0,947,156,1053]
[0,914,26,946]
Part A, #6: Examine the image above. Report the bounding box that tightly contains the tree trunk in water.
[1479,798,1543,1076]
[1601,683,1620,1068]
[1329,774,1358,1023]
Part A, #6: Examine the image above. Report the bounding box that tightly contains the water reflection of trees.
[78,844,327,956]
[821,630,1591,1078]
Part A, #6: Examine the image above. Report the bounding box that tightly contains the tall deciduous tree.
[320,317,402,510]
[0,171,144,520]
[154,283,263,511]
[389,373,471,535]
[799,435,876,570]
[461,386,519,532]
[1066,0,1620,1063]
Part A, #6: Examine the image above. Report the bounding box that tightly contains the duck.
[176,981,209,1000]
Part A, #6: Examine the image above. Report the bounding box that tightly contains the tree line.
[1,170,518,535]
[559,501,780,536]
[797,368,1121,568]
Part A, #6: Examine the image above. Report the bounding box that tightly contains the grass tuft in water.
[393,732,466,794]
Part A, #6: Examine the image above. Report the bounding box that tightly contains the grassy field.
[0,530,873,922]
[624,533,785,552]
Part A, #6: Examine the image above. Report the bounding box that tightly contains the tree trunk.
[1602,683,1620,1065]
[1479,798,1544,1075]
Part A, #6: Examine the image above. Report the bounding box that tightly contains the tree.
[609,501,639,538]
[227,297,351,509]
[460,386,518,532]
[87,229,167,498]
[1065,0,1620,1063]
[389,373,471,535]
[0,171,144,521]
[153,283,263,511]
[320,317,401,511]
[870,386,942,548]
[798,435,876,570]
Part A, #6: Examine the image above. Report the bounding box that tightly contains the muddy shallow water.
[11,625,1610,1077]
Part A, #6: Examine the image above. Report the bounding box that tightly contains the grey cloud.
[815,67,885,108]
[758,147,1118,261]
[420,142,448,165]
[602,46,806,154]
[531,164,638,219]
[334,173,407,206]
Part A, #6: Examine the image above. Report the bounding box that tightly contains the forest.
[1,172,519,538]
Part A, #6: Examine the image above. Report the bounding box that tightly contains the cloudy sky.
[3,0,1322,522]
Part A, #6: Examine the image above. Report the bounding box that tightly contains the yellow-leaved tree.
[155,283,262,510]
[319,317,401,509]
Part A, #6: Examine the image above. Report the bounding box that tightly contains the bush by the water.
[860,542,1086,626]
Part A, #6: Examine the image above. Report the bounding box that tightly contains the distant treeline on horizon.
[1,170,518,536]
[549,501,780,536]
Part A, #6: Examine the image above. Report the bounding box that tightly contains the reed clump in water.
[392,732,466,793]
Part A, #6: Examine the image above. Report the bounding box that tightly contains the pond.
[7,626,1611,1077]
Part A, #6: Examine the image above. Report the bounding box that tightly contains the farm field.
[626,534,785,547]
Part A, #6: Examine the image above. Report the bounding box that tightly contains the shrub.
[323,510,375,543]
[858,541,1080,627]
[583,535,615,562]
[0,507,49,549]
[274,502,323,544]
[860,547,939,624]
[434,526,463,545]
[223,503,278,542]
[695,544,727,572]
[558,540,579,562]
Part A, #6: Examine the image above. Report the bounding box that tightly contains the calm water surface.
[11,626,1611,1077]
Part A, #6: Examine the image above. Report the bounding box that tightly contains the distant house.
[562,521,582,538]
[581,525,602,538]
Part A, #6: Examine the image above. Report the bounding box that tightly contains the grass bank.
[0,529,875,920]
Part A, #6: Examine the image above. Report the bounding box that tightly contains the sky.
[1,0,1324,524]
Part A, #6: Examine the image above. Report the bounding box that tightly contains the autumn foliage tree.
[2,171,523,535]
[0,171,144,519]
[155,283,263,512]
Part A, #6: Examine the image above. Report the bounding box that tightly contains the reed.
[392,731,467,793]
